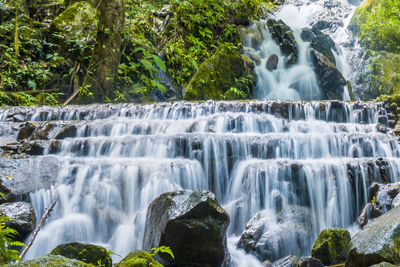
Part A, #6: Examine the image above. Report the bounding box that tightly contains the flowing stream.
[0,0,397,265]
[1,100,400,265]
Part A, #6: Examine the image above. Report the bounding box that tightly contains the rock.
[266,54,279,71]
[297,256,324,267]
[184,45,254,100]
[30,122,56,140]
[55,125,77,139]
[300,28,315,42]
[311,228,351,265]
[52,1,99,38]
[17,122,37,141]
[8,255,91,266]
[0,202,36,239]
[346,205,400,267]
[114,250,163,267]
[143,189,230,266]
[271,255,299,267]
[50,242,112,267]
[358,182,400,227]
[310,28,337,64]
[310,49,346,100]
[244,48,262,65]
[266,19,298,66]
[18,141,46,155]
[238,207,312,261]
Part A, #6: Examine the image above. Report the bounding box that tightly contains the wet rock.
[310,49,346,100]
[300,28,315,42]
[114,250,162,267]
[50,242,112,267]
[370,263,397,267]
[267,54,279,71]
[310,28,337,64]
[297,256,324,267]
[271,255,299,267]
[0,202,36,239]
[0,157,60,203]
[8,255,91,266]
[143,189,230,266]
[346,205,400,267]
[266,19,298,66]
[55,125,77,139]
[17,122,37,141]
[30,122,56,140]
[358,182,400,227]
[238,207,312,261]
[245,48,262,65]
[311,228,351,265]
[18,140,46,155]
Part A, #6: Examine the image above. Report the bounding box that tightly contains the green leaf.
[140,59,158,74]
[151,55,166,72]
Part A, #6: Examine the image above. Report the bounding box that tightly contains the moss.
[8,255,91,266]
[184,44,254,100]
[52,1,99,40]
[348,0,373,34]
[114,250,163,267]
[50,242,112,267]
[311,228,351,265]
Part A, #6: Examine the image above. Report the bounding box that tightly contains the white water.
[246,0,362,101]
[1,101,399,264]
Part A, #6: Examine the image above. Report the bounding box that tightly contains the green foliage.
[149,246,174,259]
[0,216,25,264]
[356,0,400,53]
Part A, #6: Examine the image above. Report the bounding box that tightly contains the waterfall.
[244,0,363,101]
[1,100,399,264]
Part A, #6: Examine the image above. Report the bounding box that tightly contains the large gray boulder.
[0,202,36,239]
[8,255,91,267]
[143,190,230,267]
[238,206,312,262]
[310,49,346,100]
[346,205,400,267]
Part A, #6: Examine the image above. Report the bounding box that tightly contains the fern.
[0,216,25,264]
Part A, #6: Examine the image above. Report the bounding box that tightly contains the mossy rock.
[50,242,112,267]
[184,45,254,100]
[52,1,99,41]
[311,228,351,265]
[114,250,163,267]
[7,255,91,266]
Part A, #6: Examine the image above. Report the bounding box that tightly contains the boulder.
[266,54,279,71]
[17,122,37,141]
[300,28,315,42]
[311,228,351,265]
[50,242,112,267]
[370,263,397,267]
[143,189,230,266]
[310,49,346,100]
[52,1,99,41]
[238,207,312,261]
[266,19,298,66]
[310,27,337,64]
[297,256,324,267]
[7,255,91,267]
[0,202,36,239]
[358,182,400,227]
[270,255,299,267]
[114,250,162,267]
[55,125,77,139]
[346,205,400,267]
[184,45,254,100]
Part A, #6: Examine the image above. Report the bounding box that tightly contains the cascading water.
[245,0,363,101]
[1,100,400,265]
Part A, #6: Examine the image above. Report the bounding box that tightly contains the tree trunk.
[92,0,125,100]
